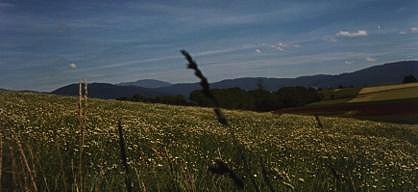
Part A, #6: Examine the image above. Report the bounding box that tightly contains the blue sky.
[0,0,417,91]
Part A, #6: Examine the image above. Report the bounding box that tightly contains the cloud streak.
[366,57,377,62]
[336,30,368,38]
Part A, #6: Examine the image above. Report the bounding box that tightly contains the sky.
[0,0,417,91]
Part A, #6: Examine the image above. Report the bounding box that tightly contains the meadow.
[314,83,418,105]
[284,83,418,124]
[0,90,417,191]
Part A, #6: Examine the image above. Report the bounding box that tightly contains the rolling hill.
[277,82,418,124]
[52,60,418,99]
[153,60,418,96]
[117,79,171,88]
[52,83,165,99]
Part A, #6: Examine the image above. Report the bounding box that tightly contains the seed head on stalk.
[181,50,245,190]
[180,50,228,126]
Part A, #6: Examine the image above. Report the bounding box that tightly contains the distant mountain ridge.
[52,83,163,99]
[153,60,418,95]
[117,79,171,88]
[52,60,418,99]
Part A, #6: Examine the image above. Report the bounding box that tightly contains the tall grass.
[117,120,133,192]
[0,132,3,191]
[77,80,88,191]
[12,131,37,192]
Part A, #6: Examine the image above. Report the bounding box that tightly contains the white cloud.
[366,57,376,62]
[399,27,417,35]
[336,30,368,38]
[255,49,262,53]
[68,63,77,69]
[271,44,284,51]
[270,42,300,51]
[344,60,352,65]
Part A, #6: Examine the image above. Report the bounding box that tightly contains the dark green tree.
[402,75,417,83]
[274,87,320,108]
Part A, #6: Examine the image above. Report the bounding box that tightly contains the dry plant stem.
[8,142,18,190]
[59,145,68,192]
[78,81,82,117]
[26,144,38,189]
[315,115,323,129]
[0,132,2,192]
[84,80,88,106]
[12,132,38,192]
[71,160,79,192]
[77,80,87,192]
[117,120,133,192]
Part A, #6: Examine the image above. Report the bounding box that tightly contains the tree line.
[119,86,321,112]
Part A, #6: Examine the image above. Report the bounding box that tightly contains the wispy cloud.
[194,45,257,57]
[336,30,368,38]
[84,55,181,72]
[324,36,338,42]
[400,27,418,35]
[270,42,300,51]
[0,2,14,8]
[135,3,268,27]
[81,44,259,72]
[366,56,377,62]
[255,49,262,53]
[0,2,14,14]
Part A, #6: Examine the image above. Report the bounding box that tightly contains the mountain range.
[52,83,163,99]
[52,60,418,99]
[117,79,171,88]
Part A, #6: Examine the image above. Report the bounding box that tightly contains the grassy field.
[316,83,418,105]
[297,83,418,124]
[349,83,418,103]
[0,90,417,191]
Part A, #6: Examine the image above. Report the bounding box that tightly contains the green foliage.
[274,86,320,108]
[190,88,255,109]
[248,88,279,111]
[402,74,417,83]
[318,88,360,101]
[120,94,190,106]
[190,86,320,111]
